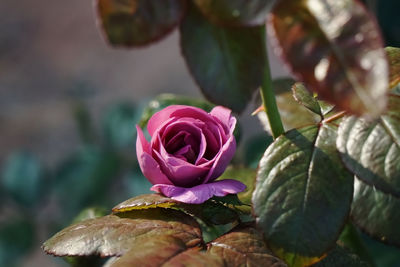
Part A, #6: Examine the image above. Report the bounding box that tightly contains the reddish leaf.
[97,0,185,47]
[111,237,224,267]
[162,248,224,267]
[208,225,287,266]
[269,0,388,117]
[193,0,275,27]
[42,209,202,257]
[110,236,187,267]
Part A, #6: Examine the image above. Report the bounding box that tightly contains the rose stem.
[260,27,284,139]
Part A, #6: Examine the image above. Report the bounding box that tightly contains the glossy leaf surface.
[292,83,334,117]
[270,0,388,116]
[193,0,274,27]
[351,178,400,246]
[110,236,221,267]
[253,124,353,266]
[180,3,265,113]
[386,46,400,89]
[337,95,400,197]
[43,209,202,257]
[162,248,223,267]
[112,194,179,212]
[208,225,287,266]
[97,0,185,47]
[110,236,185,266]
[112,194,239,225]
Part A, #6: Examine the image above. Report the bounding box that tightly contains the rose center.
[164,131,199,164]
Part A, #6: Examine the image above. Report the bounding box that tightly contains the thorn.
[251,106,264,116]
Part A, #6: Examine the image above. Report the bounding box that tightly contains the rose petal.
[154,142,210,187]
[210,106,235,133]
[203,134,236,183]
[147,105,212,137]
[201,125,222,160]
[151,179,246,204]
[136,126,172,185]
[136,125,151,154]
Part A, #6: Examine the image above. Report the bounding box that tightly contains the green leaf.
[191,201,239,225]
[210,194,244,206]
[180,3,265,113]
[139,94,214,128]
[207,224,287,266]
[292,83,334,117]
[193,0,275,27]
[102,102,138,149]
[252,123,354,267]
[96,0,185,47]
[0,218,35,267]
[43,209,202,257]
[256,78,321,133]
[1,151,45,207]
[218,167,256,206]
[292,83,322,116]
[112,194,179,212]
[54,146,120,218]
[351,178,400,246]
[312,245,369,267]
[337,95,400,197]
[112,194,239,225]
[386,47,400,89]
[270,0,388,117]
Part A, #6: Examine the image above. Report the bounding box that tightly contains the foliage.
[0,0,394,266]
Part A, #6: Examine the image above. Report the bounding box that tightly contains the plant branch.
[260,27,284,139]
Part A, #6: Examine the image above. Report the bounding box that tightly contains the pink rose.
[136,105,246,204]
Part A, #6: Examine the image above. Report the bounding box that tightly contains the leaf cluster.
[38,0,400,267]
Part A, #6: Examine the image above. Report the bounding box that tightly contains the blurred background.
[0,0,399,266]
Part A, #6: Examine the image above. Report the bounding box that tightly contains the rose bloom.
[136,105,246,204]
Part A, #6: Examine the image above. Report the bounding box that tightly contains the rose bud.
[136,105,246,204]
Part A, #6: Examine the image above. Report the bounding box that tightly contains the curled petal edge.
[150,179,246,204]
[136,126,172,185]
